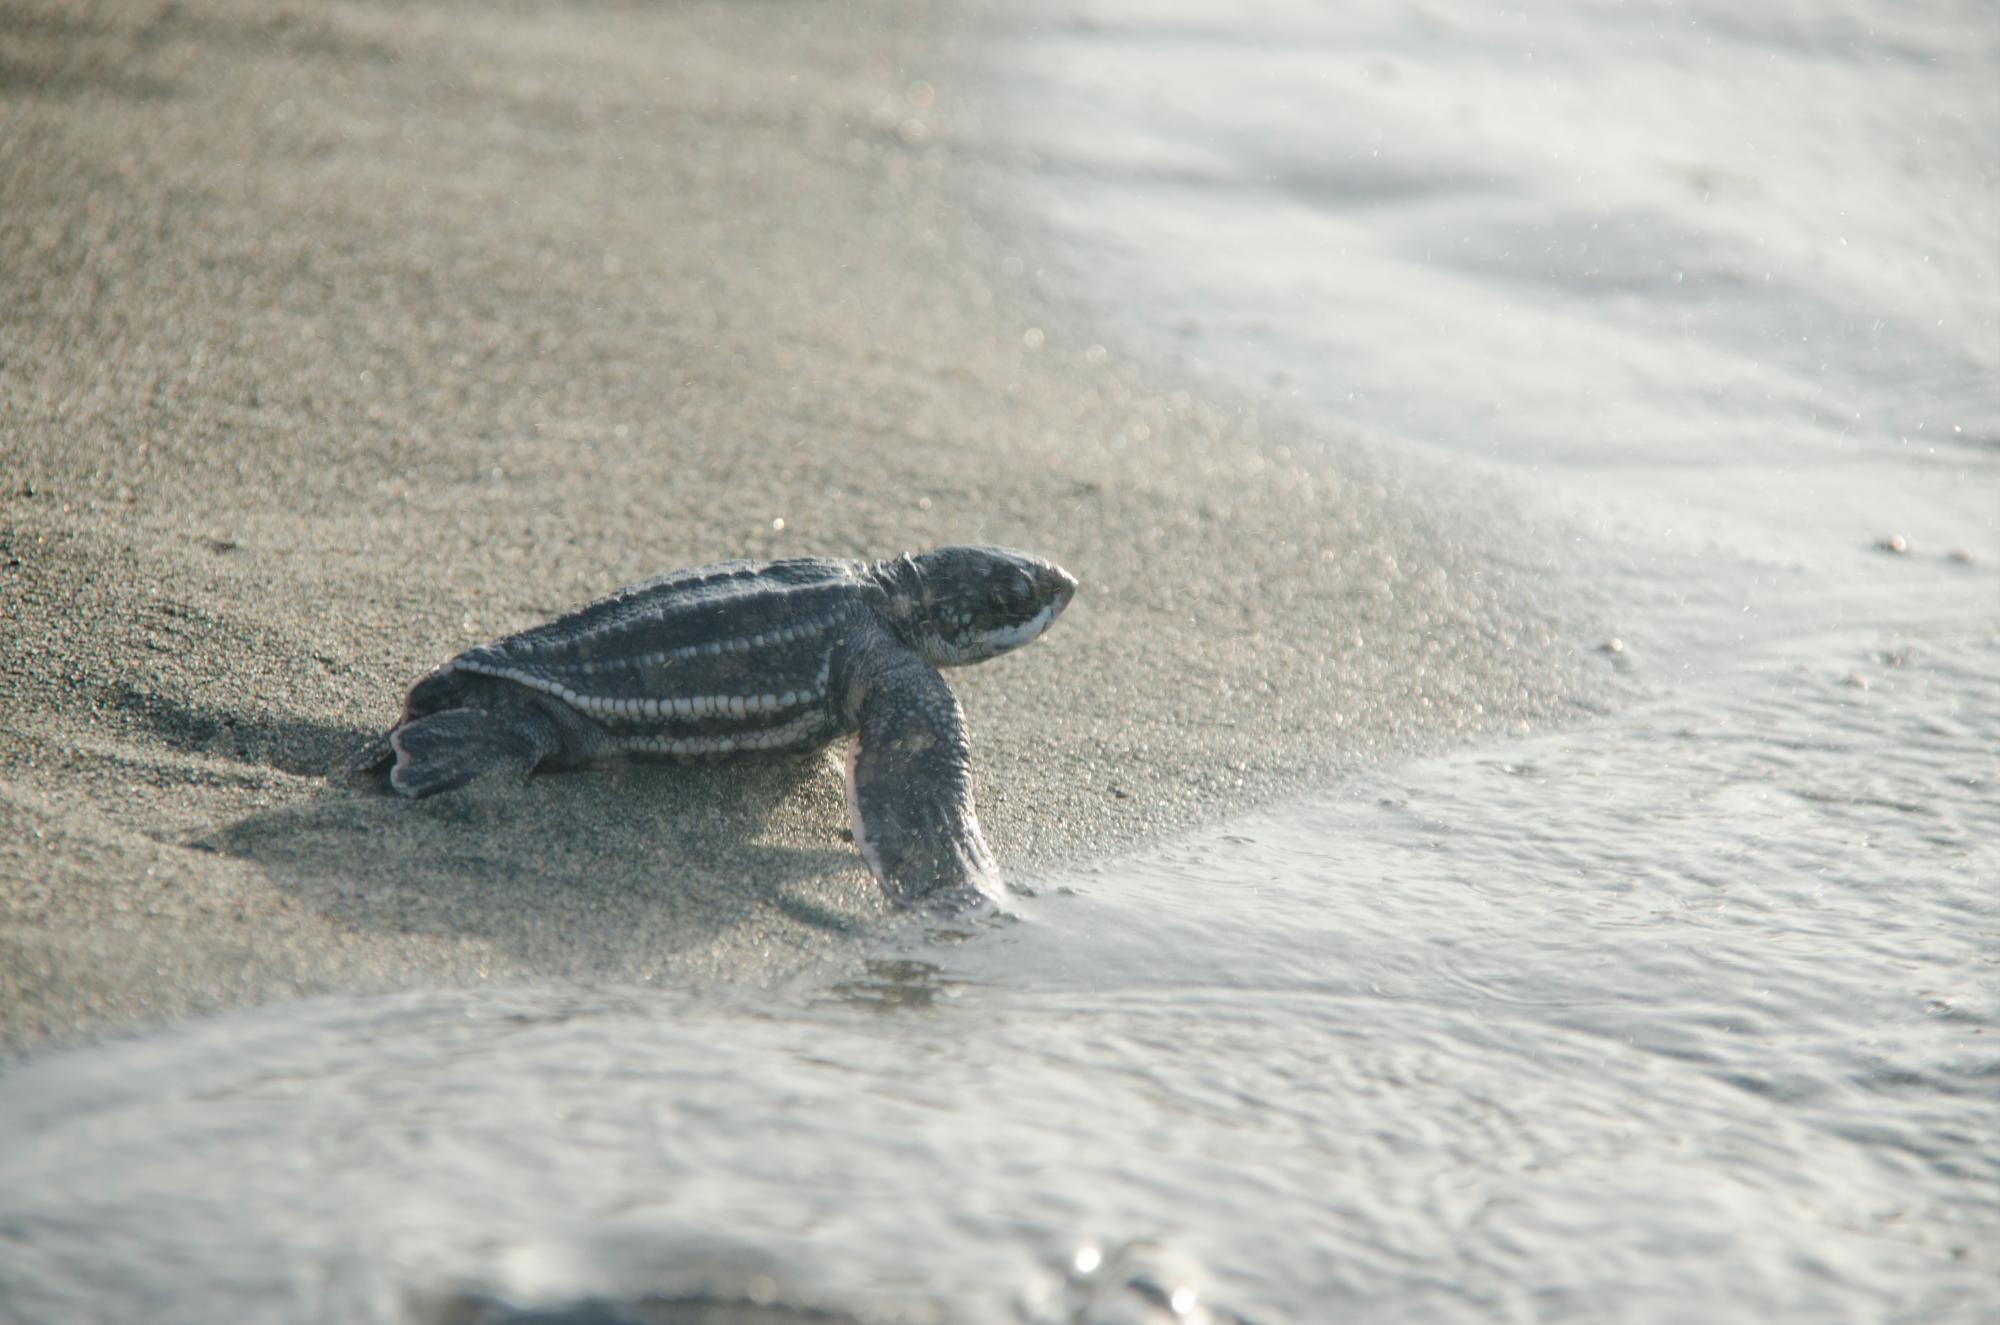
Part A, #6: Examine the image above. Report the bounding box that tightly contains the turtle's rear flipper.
[386,706,561,798]
[843,652,1000,908]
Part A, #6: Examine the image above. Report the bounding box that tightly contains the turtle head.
[892,545,1077,667]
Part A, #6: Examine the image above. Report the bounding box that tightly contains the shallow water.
[3,627,1993,1323]
[4,0,1998,1321]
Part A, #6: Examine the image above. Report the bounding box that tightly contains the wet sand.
[0,0,1592,1053]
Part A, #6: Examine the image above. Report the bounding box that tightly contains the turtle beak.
[1048,564,1080,620]
[1049,564,1078,616]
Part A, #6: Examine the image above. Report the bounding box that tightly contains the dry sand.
[0,0,1593,1054]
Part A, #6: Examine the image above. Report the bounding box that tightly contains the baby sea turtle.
[350,546,1077,905]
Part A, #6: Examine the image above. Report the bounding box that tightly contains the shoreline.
[0,0,1597,1054]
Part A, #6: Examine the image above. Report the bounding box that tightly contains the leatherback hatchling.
[351,546,1077,905]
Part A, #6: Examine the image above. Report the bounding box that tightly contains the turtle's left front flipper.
[385,705,567,798]
[842,649,1000,908]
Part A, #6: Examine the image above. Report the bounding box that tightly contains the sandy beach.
[0,0,1590,1054]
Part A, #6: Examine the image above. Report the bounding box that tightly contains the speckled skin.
[352,546,1076,905]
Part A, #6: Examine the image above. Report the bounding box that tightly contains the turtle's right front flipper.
[842,648,1000,908]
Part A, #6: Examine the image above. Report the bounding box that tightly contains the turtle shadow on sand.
[209,754,887,975]
[108,685,365,779]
